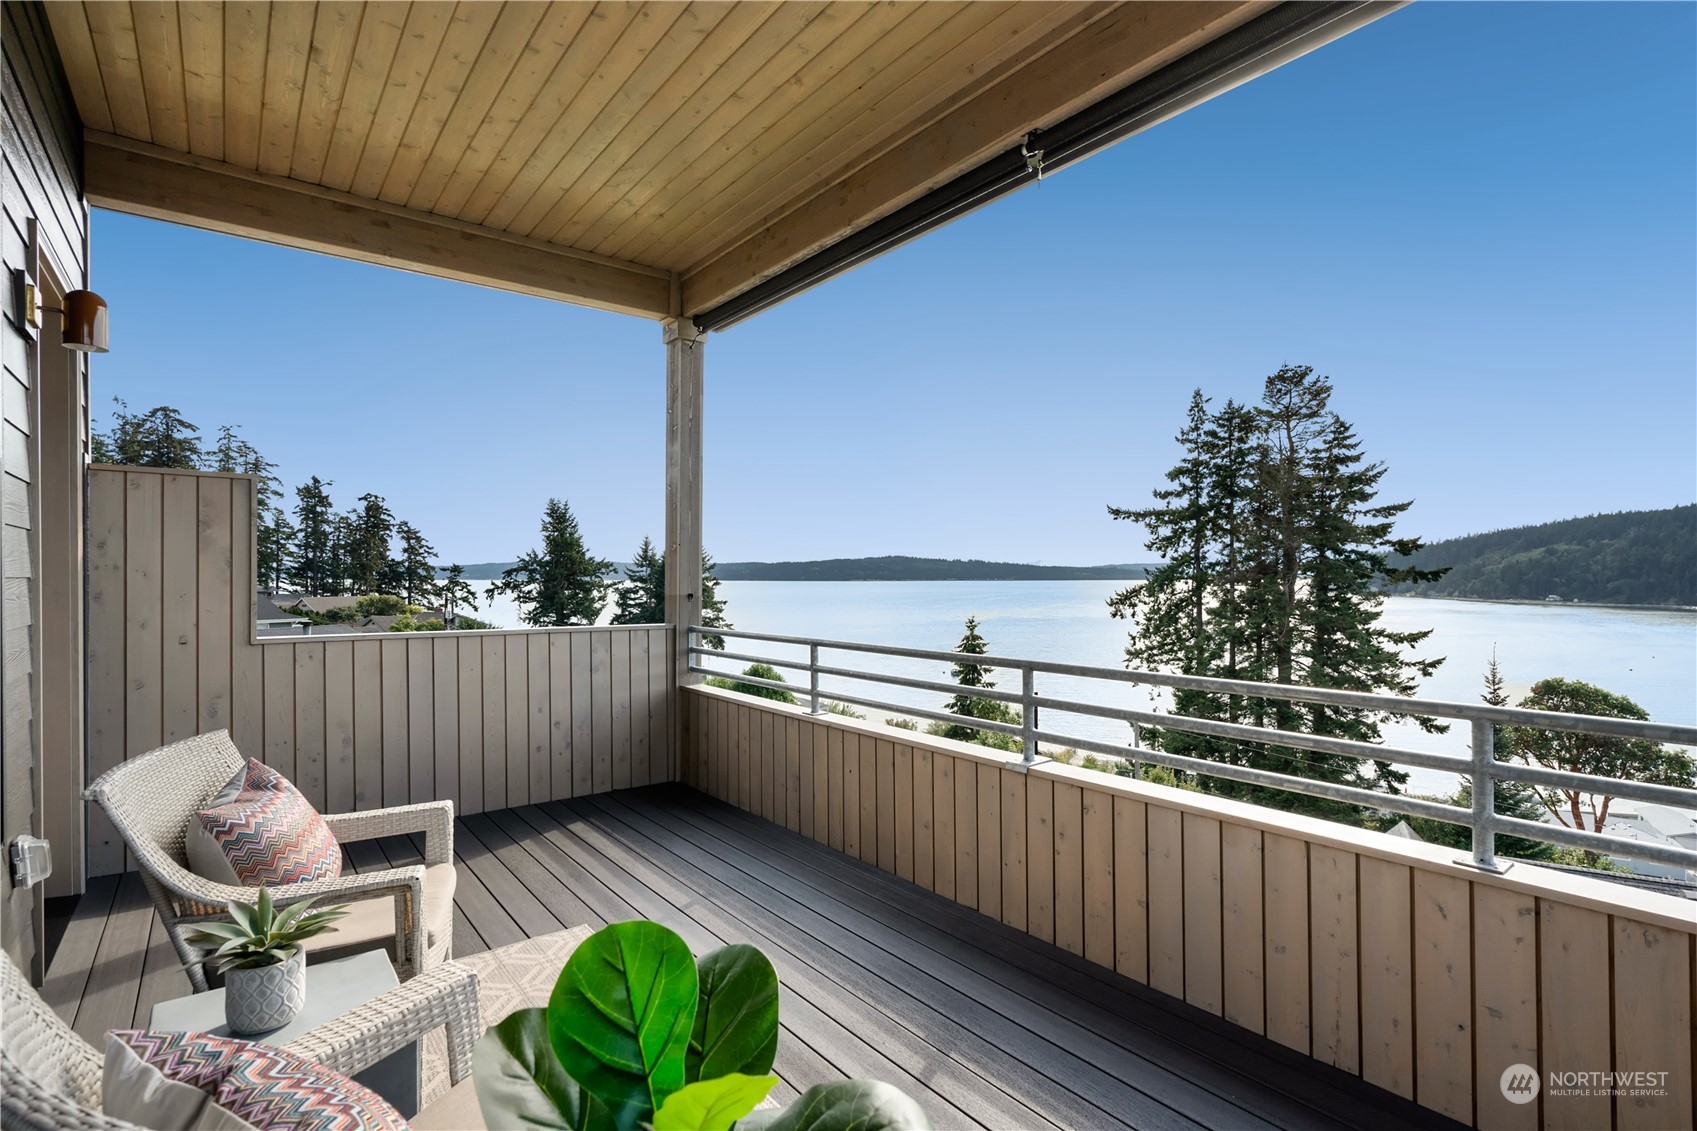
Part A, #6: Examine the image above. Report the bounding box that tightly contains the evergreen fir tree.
[1109,365,1448,824]
[1471,651,1555,860]
[488,498,613,627]
[259,509,293,594]
[288,478,336,596]
[611,538,665,626]
[392,521,438,605]
[1108,390,1235,762]
[326,512,355,596]
[207,424,291,594]
[209,425,281,507]
[440,564,479,625]
[937,616,1021,750]
[610,540,734,647]
[699,549,732,649]
[346,494,395,595]
[136,405,204,468]
[99,401,204,468]
[1109,390,1216,676]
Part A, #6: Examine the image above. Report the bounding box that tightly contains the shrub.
[354,593,409,617]
[886,717,918,731]
[1135,764,1198,791]
[926,711,1022,754]
[1549,846,1629,872]
[707,663,797,705]
[824,701,864,718]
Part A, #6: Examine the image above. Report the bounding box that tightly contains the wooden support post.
[664,317,705,773]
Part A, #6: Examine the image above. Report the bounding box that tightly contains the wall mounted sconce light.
[55,289,109,353]
[10,221,108,353]
[11,272,109,353]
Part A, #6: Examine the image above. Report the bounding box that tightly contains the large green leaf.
[689,945,779,1082]
[474,1009,613,1131]
[652,1074,778,1131]
[734,1082,933,1131]
[548,921,698,1130]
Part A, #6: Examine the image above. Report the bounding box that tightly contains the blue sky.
[91,2,1695,567]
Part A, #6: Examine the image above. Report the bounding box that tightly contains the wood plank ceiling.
[45,1,1275,321]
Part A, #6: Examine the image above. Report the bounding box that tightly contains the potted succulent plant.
[184,888,348,1034]
[475,920,932,1131]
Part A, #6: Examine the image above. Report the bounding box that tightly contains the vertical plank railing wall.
[86,466,673,877]
[682,684,1696,1131]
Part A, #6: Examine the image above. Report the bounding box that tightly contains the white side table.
[150,949,420,1117]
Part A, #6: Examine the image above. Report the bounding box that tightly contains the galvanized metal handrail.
[688,626,1697,874]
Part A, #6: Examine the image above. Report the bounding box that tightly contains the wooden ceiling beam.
[679,0,1273,318]
[84,131,673,319]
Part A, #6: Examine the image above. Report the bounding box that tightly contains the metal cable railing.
[687,625,1697,874]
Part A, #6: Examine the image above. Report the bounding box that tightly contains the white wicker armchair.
[0,952,479,1131]
[84,731,455,991]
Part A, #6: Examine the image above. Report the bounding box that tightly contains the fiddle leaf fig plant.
[474,921,931,1131]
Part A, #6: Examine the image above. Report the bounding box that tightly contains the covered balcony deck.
[44,784,1458,1131]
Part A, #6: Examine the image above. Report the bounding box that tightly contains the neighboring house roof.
[1632,803,1697,846]
[255,593,307,625]
[283,595,364,614]
[1384,821,1424,842]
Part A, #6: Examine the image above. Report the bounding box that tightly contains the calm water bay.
[709,582,1697,797]
[482,581,1696,796]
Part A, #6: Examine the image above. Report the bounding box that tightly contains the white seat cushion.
[412,1076,484,1131]
[300,862,456,955]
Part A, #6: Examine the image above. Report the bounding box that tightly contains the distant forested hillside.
[455,556,1153,582]
[1387,506,1695,605]
[712,557,1154,581]
[450,562,518,581]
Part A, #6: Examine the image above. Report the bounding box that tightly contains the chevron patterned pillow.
[106,1030,407,1131]
[194,759,342,887]
[214,1042,408,1131]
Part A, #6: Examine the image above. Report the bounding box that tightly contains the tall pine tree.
[936,616,1021,750]
[699,549,732,648]
[440,564,479,625]
[288,478,337,596]
[489,499,612,626]
[346,494,395,595]
[1470,651,1556,860]
[610,540,733,647]
[260,509,293,594]
[99,400,204,468]
[392,521,438,605]
[1109,365,1448,823]
[1109,390,1233,763]
[611,538,665,625]
[208,424,292,594]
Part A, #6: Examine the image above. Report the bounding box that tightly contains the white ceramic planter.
[224,949,306,1034]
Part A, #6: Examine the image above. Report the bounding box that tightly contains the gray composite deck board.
[43,785,1467,1131]
[653,785,1440,1131]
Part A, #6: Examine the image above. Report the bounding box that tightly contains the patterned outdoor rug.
[420,926,593,1108]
